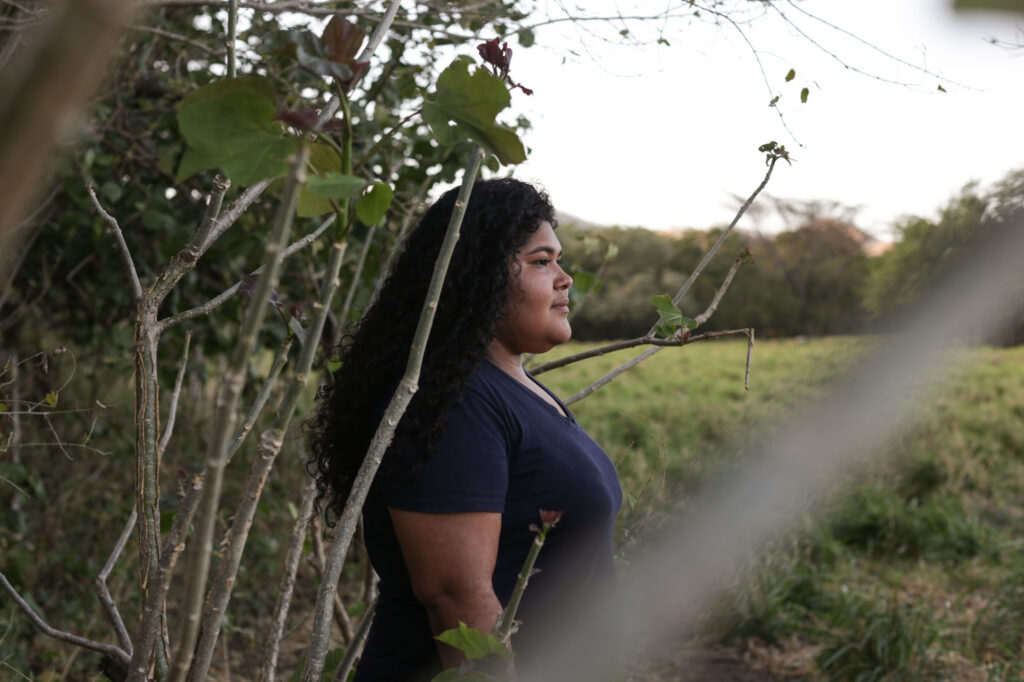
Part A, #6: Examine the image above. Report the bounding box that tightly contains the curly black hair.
[308,177,557,522]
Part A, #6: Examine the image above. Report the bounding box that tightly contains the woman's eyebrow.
[524,246,563,257]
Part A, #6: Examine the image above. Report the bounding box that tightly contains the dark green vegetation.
[559,169,1024,345]
[538,338,1024,681]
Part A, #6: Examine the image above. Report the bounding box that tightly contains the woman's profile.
[308,177,622,681]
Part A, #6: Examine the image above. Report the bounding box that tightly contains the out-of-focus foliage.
[862,169,1024,345]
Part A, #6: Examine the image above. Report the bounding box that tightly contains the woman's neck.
[484,340,527,381]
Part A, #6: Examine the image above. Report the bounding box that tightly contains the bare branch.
[128,472,203,682]
[745,328,755,392]
[226,336,293,464]
[337,224,376,329]
[332,600,376,682]
[87,182,143,300]
[200,179,274,258]
[560,154,780,405]
[0,570,130,666]
[158,331,192,458]
[356,0,400,64]
[311,518,354,644]
[302,147,486,682]
[260,478,318,682]
[95,505,138,656]
[127,23,224,55]
[166,144,309,682]
[160,214,335,331]
[533,328,752,377]
[191,230,351,679]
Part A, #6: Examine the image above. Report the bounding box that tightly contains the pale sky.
[507,0,1024,238]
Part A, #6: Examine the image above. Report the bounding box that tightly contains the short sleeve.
[386,386,512,513]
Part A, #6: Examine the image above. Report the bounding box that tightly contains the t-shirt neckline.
[481,356,575,424]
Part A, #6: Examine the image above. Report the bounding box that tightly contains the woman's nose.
[556,264,572,290]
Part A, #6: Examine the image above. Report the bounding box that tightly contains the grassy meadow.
[533,337,1024,681]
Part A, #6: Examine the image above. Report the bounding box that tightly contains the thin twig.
[128,24,224,55]
[227,0,238,78]
[332,600,376,682]
[745,328,755,391]
[87,182,142,299]
[95,505,138,656]
[160,214,335,331]
[562,154,780,404]
[225,336,294,464]
[337,224,376,328]
[0,571,130,666]
[311,519,355,644]
[532,328,753,377]
[158,331,192,458]
[260,478,318,682]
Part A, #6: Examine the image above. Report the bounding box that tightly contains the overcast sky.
[505,0,1023,237]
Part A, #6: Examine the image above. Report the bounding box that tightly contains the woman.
[309,178,622,681]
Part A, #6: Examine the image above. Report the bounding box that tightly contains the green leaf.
[937,84,947,93]
[435,622,514,662]
[306,173,367,200]
[518,28,535,47]
[356,182,394,225]
[785,68,796,82]
[327,357,342,373]
[176,77,298,186]
[297,142,343,217]
[44,391,58,408]
[0,403,7,412]
[422,57,527,165]
[800,87,809,104]
[652,294,696,337]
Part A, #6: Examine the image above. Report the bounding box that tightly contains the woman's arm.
[389,509,503,668]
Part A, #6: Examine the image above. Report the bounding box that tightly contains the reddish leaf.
[322,17,366,62]
[539,509,564,526]
[477,37,512,74]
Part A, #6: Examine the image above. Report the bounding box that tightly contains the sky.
[504,0,1024,237]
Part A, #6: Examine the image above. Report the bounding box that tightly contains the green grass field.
[534,337,1024,681]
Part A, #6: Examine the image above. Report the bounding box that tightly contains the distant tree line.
[561,167,1024,345]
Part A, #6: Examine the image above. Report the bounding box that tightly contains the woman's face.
[493,221,574,356]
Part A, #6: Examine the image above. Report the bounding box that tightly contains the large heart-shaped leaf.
[422,56,526,165]
[176,77,297,186]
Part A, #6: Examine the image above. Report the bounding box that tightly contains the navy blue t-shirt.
[354,358,622,681]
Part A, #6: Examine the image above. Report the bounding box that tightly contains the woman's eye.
[535,258,551,266]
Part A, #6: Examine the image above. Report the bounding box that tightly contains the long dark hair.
[308,177,556,521]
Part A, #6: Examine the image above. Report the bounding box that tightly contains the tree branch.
[260,478,318,682]
[311,518,354,644]
[127,472,203,682]
[332,600,375,682]
[159,214,335,332]
[559,153,780,404]
[95,505,138,657]
[0,570,130,667]
[87,182,143,300]
[165,143,309,682]
[158,331,191,458]
[190,229,353,679]
[225,335,294,464]
[532,328,753,377]
[301,146,486,682]
[337,224,376,329]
